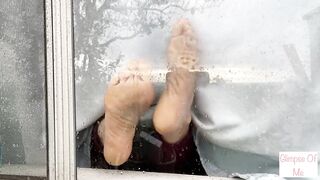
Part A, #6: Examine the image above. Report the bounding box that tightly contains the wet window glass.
[0,0,47,178]
[74,0,320,178]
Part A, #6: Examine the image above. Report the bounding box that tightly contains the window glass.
[0,0,47,177]
[74,0,320,178]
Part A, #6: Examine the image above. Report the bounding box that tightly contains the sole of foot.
[153,19,199,144]
[100,60,155,166]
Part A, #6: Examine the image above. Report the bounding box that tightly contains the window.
[0,0,47,179]
[73,0,220,176]
[74,0,320,178]
[1,0,319,179]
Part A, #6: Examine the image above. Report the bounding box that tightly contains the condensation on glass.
[73,0,220,173]
[73,0,320,177]
[0,0,47,177]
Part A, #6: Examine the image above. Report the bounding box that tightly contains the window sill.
[0,165,233,179]
[0,164,46,177]
[78,168,233,180]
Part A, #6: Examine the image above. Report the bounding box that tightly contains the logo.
[279,152,318,178]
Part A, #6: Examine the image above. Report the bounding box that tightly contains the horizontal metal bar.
[107,67,295,84]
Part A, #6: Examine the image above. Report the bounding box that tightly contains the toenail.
[113,78,120,85]
[137,76,143,81]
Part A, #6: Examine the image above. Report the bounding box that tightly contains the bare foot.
[99,60,155,166]
[153,19,198,144]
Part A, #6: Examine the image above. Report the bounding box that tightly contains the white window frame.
[2,0,319,179]
[46,0,76,179]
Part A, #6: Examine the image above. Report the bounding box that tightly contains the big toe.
[172,18,194,37]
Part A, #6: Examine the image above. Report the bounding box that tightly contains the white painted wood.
[46,0,76,179]
[77,168,233,180]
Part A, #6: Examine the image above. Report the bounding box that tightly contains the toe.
[119,71,132,82]
[172,19,194,36]
[170,21,197,50]
[128,59,152,81]
[110,74,121,86]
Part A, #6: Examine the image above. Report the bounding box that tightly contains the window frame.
[46,0,76,179]
[0,0,315,179]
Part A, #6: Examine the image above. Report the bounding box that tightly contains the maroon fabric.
[90,117,206,175]
[91,118,104,156]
